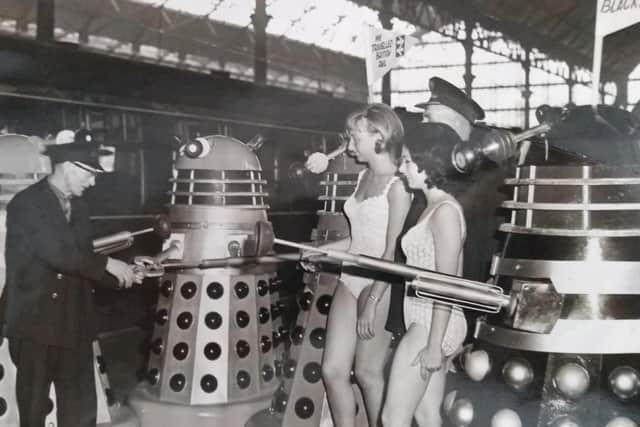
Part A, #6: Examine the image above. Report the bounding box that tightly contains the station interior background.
[0,1,639,425]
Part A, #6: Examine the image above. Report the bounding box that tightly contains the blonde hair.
[345,103,404,159]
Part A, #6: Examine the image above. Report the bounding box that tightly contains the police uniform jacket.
[3,179,110,348]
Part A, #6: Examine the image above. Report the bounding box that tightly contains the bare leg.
[322,283,358,427]
[354,286,392,427]
[382,323,447,427]
[413,368,447,427]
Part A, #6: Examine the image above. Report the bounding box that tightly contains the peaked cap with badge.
[415,77,485,123]
[44,129,116,173]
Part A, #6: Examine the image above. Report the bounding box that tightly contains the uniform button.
[56,274,63,280]
[91,289,96,294]
[51,292,58,299]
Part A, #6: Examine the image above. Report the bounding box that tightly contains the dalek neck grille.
[169,169,269,209]
[0,173,48,206]
[318,172,359,213]
[500,165,640,237]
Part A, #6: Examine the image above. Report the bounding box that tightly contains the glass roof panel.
[132,0,384,57]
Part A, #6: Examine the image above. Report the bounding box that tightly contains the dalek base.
[129,383,273,427]
[99,405,140,427]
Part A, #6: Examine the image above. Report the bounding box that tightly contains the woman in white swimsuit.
[320,103,410,427]
[382,123,467,427]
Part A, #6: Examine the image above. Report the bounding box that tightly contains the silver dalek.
[0,134,51,427]
[129,135,283,426]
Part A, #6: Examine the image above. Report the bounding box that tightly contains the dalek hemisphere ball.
[129,135,282,427]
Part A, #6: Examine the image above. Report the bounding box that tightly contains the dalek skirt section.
[136,136,280,417]
[468,164,640,427]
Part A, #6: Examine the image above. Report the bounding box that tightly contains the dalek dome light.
[178,135,262,171]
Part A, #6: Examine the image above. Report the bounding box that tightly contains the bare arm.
[367,179,411,300]
[426,203,464,350]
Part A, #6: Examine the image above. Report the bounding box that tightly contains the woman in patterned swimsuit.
[320,103,410,427]
[382,123,467,427]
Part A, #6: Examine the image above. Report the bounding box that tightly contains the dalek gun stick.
[452,122,553,174]
[161,253,301,270]
[451,104,566,173]
[92,228,152,254]
[92,214,171,255]
[272,237,511,313]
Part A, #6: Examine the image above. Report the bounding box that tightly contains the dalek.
[434,107,640,427]
[129,135,282,427]
[0,134,51,426]
[456,164,640,427]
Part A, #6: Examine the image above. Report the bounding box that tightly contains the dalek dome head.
[0,134,51,176]
[177,135,261,171]
[170,135,268,209]
[0,134,51,208]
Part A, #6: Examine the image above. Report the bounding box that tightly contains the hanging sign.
[592,0,640,105]
[365,26,418,88]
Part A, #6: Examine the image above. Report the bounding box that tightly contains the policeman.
[2,129,141,427]
[416,76,485,142]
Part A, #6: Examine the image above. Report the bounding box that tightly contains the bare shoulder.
[387,177,409,198]
[431,198,464,227]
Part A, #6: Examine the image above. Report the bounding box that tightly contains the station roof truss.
[0,0,370,100]
[0,0,638,100]
[352,0,640,83]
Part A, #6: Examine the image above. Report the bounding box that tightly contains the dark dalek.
[445,106,640,427]
[128,135,283,426]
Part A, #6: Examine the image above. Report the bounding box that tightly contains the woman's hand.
[298,249,327,273]
[411,345,446,380]
[357,294,378,340]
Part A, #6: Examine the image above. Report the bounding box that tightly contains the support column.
[463,19,475,97]
[252,0,270,85]
[613,73,629,108]
[567,65,575,106]
[36,0,54,42]
[79,24,89,45]
[521,47,532,128]
[379,0,393,105]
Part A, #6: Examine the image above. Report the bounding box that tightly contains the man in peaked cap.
[415,76,485,142]
[2,129,139,426]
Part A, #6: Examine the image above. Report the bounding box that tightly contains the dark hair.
[404,122,465,194]
[346,103,404,160]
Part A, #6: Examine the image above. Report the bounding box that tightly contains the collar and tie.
[61,197,72,222]
[47,180,72,222]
